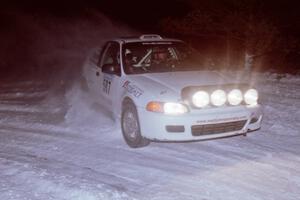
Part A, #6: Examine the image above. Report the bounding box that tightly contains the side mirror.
[102,64,120,75]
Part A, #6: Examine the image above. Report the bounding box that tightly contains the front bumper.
[137,105,263,141]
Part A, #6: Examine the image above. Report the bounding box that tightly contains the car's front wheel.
[121,100,150,148]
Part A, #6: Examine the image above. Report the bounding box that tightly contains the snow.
[0,72,299,200]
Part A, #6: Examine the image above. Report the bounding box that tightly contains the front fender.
[115,78,180,119]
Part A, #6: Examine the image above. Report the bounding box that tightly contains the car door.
[98,42,122,108]
[83,47,103,97]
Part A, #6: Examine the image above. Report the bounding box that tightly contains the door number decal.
[103,78,111,94]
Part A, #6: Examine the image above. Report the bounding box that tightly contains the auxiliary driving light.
[228,89,243,105]
[192,91,210,108]
[244,89,258,105]
[211,89,226,106]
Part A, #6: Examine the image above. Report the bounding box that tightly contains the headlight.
[163,102,188,115]
[211,89,226,106]
[244,89,258,105]
[146,101,188,115]
[192,91,210,108]
[228,89,243,105]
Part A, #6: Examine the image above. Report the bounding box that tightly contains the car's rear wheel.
[121,100,150,148]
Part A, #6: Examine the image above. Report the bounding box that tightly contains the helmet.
[125,48,132,55]
[125,48,133,60]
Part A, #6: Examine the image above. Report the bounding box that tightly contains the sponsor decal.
[196,116,247,124]
[160,90,167,95]
[123,81,144,98]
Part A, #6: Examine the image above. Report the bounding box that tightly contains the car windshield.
[122,41,212,74]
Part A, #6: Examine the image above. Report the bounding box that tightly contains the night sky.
[1,0,189,31]
[2,0,300,32]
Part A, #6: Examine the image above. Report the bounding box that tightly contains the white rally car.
[83,34,263,148]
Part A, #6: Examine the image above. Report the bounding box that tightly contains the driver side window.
[101,42,120,67]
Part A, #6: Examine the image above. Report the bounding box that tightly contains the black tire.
[121,100,150,148]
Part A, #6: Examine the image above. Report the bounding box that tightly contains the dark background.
[1,0,300,79]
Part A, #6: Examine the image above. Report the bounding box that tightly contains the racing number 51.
[103,79,111,94]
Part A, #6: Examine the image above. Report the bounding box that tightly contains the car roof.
[113,34,183,44]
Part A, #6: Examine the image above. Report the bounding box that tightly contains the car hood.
[126,71,233,101]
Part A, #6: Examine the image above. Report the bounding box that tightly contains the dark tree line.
[160,0,300,72]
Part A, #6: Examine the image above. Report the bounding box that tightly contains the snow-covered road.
[0,72,299,200]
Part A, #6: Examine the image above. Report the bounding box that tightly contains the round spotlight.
[192,91,210,108]
[228,89,243,105]
[211,89,226,106]
[244,89,258,105]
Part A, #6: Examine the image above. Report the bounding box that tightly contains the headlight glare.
[211,89,226,106]
[146,101,188,115]
[192,91,210,108]
[228,89,243,105]
[244,89,258,105]
[163,102,188,115]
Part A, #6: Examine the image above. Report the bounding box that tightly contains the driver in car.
[152,47,169,66]
[124,49,135,74]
